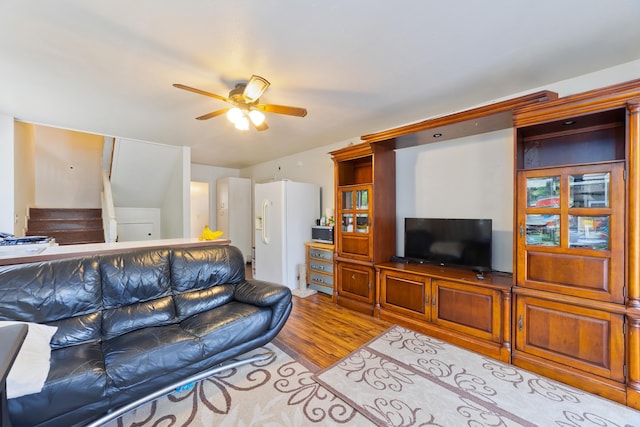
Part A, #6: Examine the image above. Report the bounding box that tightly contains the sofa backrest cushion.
[0,244,248,344]
[0,257,103,349]
[100,248,176,339]
[171,246,244,319]
[49,312,102,349]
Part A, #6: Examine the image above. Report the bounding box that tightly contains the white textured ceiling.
[1,1,640,169]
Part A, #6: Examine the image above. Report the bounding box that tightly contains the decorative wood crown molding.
[360,90,558,147]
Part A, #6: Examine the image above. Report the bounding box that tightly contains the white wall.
[109,138,190,239]
[191,163,240,230]
[0,114,14,234]
[115,207,161,241]
[111,138,182,208]
[397,129,513,272]
[13,122,36,236]
[161,146,190,239]
[33,125,103,208]
[240,138,353,218]
[190,181,210,238]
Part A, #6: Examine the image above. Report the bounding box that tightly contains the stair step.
[27,218,103,232]
[29,208,102,220]
[26,208,105,245]
[29,230,105,246]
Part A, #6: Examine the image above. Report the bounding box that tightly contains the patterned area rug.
[314,325,640,427]
[105,342,372,426]
[105,326,640,427]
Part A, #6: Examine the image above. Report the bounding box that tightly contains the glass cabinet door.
[355,190,369,232]
[522,170,612,250]
[516,162,624,302]
[567,172,610,250]
[524,175,560,246]
[341,190,354,232]
[340,187,369,233]
[337,185,372,259]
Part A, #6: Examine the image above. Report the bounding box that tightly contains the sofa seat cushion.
[9,342,107,427]
[180,301,271,357]
[103,324,204,391]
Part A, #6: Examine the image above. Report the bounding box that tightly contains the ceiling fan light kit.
[226,107,266,131]
[248,110,266,126]
[173,74,307,132]
[243,75,270,102]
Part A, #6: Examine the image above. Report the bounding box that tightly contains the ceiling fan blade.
[173,84,228,102]
[243,75,270,102]
[255,103,308,117]
[196,108,229,120]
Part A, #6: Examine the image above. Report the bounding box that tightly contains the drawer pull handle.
[518,315,523,332]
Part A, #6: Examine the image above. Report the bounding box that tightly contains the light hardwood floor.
[273,293,392,369]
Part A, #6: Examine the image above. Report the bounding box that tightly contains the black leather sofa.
[0,244,292,427]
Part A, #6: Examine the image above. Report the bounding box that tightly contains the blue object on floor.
[174,382,195,393]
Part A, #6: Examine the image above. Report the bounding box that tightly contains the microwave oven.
[311,226,334,244]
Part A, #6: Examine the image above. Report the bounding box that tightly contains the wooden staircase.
[26,208,105,245]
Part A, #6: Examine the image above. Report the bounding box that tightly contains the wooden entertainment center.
[330,78,640,410]
[376,262,512,363]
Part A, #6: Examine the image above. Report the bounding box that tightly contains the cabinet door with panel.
[516,163,625,303]
[376,264,512,362]
[431,279,503,343]
[379,268,430,321]
[336,261,374,304]
[514,294,625,383]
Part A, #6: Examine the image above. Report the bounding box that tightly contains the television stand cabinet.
[375,262,512,362]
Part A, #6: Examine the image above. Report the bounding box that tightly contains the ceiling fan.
[173,75,307,131]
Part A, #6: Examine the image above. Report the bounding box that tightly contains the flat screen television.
[404,218,492,272]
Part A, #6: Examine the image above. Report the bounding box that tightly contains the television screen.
[404,218,492,272]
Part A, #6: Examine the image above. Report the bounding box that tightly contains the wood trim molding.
[360,90,558,146]
[330,142,372,161]
[514,78,640,127]
[628,100,640,309]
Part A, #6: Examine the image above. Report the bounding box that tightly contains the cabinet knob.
[518,314,523,332]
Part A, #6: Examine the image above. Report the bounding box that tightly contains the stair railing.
[101,170,117,243]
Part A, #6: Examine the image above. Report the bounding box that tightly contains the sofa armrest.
[1,324,28,427]
[234,280,292,329]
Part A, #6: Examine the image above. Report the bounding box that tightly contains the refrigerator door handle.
[261,199,270,244]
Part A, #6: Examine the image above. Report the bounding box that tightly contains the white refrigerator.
[253,180,320,290]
